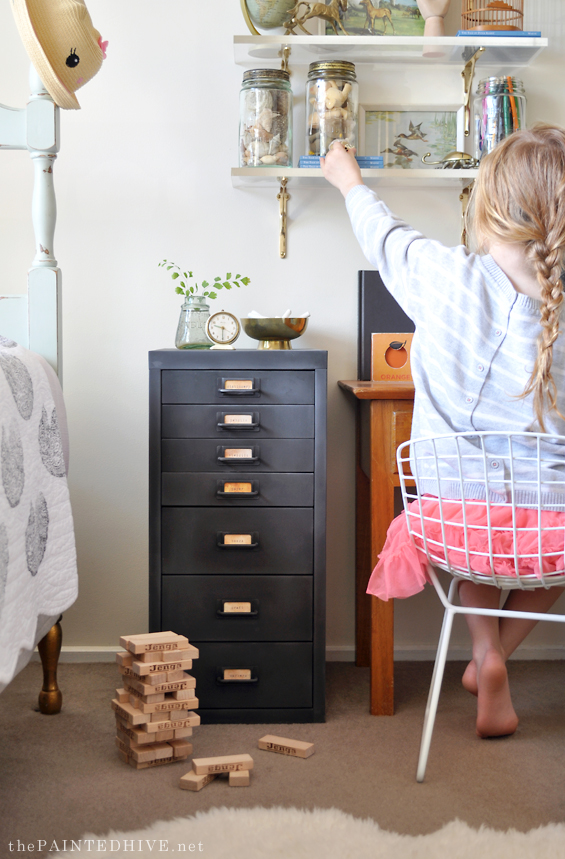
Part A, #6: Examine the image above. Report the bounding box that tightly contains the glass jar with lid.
[306,61,358,157]
[239,68,292,167]
[474,77,526,160]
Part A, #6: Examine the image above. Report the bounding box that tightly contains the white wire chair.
[397,431,565,782]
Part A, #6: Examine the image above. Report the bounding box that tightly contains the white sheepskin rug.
[60,806,565,858]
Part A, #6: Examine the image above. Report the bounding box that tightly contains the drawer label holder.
[217,446,259,464]
[217,532,259,549]
[217,600,258,617]
[217,667,259,684]
[217,413,259,430]
[216,481,258,498]
[218,378,260,396]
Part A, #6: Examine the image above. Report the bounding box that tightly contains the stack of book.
[112,631,200,770]
[299,155,384,168]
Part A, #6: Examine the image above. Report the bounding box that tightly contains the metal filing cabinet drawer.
[161,472,314,507]
[149,349,327,723]
[161,575,313,641]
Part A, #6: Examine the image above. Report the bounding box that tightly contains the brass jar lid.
[242,68,291,83]
[307,60,356,80]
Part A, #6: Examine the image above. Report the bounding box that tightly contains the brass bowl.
[241,317,308,350]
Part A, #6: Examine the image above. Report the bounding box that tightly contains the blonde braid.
[522,237,565,431]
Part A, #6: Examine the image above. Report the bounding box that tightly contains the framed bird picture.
[359,105,464,169]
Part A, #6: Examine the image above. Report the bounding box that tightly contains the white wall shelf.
[234,34,547,68]
[232,167,478,189]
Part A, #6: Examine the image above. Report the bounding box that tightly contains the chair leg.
[416,604,455,782]
[37,618,63,714]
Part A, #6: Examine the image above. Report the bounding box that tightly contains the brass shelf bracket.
[277,177,290,259]
[279,45,291,74]
[459,180,474,247]
[462,47,485,138]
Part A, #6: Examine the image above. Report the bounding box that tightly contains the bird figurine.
[382,141,419,158]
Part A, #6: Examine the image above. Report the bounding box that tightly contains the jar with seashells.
[306,61,358,157]
[239,68,293,167]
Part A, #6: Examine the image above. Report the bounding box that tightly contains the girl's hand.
[320,142,364,198]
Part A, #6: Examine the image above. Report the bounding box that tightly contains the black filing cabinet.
[149,349,327,723]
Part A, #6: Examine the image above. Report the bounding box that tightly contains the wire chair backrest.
[397,431,565,590]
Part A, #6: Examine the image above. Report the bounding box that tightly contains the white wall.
[1,0,564,660]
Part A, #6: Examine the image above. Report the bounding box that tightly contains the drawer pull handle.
[218,387,260,396]
[217,455,258,463]
[217,421,259,430]
[217,539,259,550]
[216,490,259,498]
[216,608,259,617]
[217,669,259,684]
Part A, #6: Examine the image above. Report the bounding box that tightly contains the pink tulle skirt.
[366,498,565,601]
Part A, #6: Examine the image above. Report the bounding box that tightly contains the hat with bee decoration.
[11,0,108,110]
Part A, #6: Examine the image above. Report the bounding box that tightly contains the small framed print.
[359,105,464,168]
[324,1,423,35]
[371,333,414,383]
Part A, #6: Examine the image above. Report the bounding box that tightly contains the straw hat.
[11,0,107,110]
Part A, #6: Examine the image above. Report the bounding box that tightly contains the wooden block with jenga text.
[192,754,254,775]
[111,699,149,726]
[119,631,189,654]
[258,735,315,759]
[143,712,200,733]
[168,738,193,759]
[229,770,250,787]
[179,770,217,792]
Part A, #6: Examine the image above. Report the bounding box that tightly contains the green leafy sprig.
[159,260,250,301]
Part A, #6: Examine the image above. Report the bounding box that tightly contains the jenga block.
[116,651,133,667]
[142,712,200,733]
[171,684,196,700]
[161,649,191,664]
[173,727,193,739]
[134,697,194,715]
[126,676,191,696]
[258,735,315,759]
[229,770,250,787]
[116,688,130,703]
[179,770,217,792]
[154,729,176,742]
[151,712,172,723]
[144,671,168,686]
[130,743,174,764]
[111,699,150,726]
[132,658,193,676]
[165,669,186,682]
[115,718,159,745]
[127,755,178,770]
[192,754,254,775]
[168,738,193,758]
[119,632,189,655]
[137,650,164,663]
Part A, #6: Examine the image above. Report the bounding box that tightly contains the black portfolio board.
[357,270,415,380]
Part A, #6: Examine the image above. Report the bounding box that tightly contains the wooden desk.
[338,380,415,715]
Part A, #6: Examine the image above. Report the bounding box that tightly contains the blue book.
[456,30,541,37]
[299,155,384,168]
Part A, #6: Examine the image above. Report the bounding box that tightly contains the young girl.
[321,125,565,739]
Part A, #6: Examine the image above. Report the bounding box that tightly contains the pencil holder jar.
[239,69,292,167]
[475,77,526,159]
[306,61,358,156]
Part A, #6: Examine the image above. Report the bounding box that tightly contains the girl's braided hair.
[469,124,565,432]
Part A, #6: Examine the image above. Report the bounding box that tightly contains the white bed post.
[27,65,61,377]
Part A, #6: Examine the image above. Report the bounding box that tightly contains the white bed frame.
[0,65,61,375]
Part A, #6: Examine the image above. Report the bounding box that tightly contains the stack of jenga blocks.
[112,631,200,770]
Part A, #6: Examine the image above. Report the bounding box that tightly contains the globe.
[243,0,297,30]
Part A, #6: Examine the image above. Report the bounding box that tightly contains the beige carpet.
[1,661,564,857]
[58,808,565,858]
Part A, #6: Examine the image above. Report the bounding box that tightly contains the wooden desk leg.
[355,455,372,668]
[38,618,63,714]
[369,400,396,716]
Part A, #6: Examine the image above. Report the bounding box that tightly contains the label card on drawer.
[225,380,253,390]
[224,534,252,546]
[224,448,253,459]
[224,414,253,424]
[223,482,253,494]
[223,601,252,613]
[223,668,252,680]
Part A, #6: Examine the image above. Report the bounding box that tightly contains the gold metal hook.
[462,47,485,137]
[277,177,290,259]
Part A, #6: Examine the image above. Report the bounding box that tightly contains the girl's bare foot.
[475,648,519,738]
[462,659,478,696]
